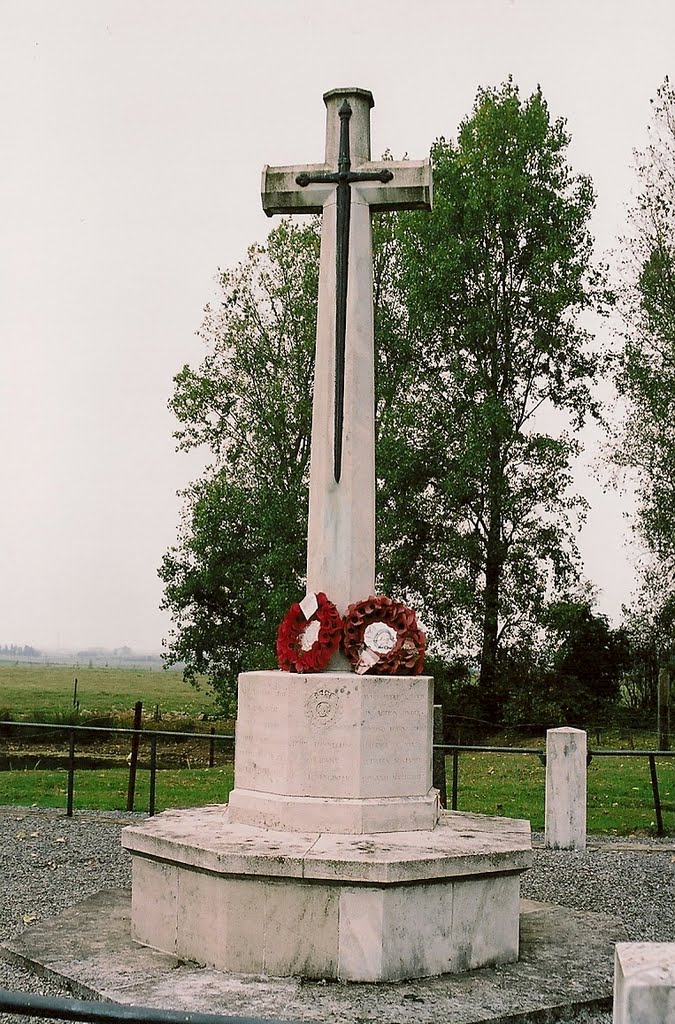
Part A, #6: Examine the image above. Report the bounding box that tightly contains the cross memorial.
[262,88,432,617]
[121,89,532,986]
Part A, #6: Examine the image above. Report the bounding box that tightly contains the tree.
[614,77,675,650]
[543,599,629,728]
[162,82,609,716]
[390,80,610,715]
[501,597,630,731]
[159,221,319,709]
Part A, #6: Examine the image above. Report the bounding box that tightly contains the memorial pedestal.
[122,671,532,982]
[122,805,531,982]
[228,671,439,833]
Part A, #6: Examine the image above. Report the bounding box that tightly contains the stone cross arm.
[261,159,433,216]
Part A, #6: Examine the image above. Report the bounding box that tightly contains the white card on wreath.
[299,592,319,620]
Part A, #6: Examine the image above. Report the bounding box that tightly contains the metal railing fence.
[434,743,675,836]
[0,987,303,1024]
[0,720,234,817]
[1,721,673,833]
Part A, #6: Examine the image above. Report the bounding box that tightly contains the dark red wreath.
[276,592,342,673]
[342,594,425,675]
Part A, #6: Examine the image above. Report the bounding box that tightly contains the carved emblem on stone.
[305,687,342,727]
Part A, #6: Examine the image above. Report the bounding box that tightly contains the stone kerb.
[614,943,675,1023]
[227,670,439,833]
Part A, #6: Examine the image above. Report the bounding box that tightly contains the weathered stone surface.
[121,808,531,981]
[1,889,626,1021]
[122,806,532,884]
[614,943,675,1023]
[261,88,431,618]
[545,726,587,850]
[229,671,436,832]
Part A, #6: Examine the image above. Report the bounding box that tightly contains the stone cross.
[262,88,432,615]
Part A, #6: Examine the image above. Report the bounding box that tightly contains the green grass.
[450,750,674,835]
[0,663,218,721]
[1,751,672,834]
[1,667,671,833]
[0,765,234,812]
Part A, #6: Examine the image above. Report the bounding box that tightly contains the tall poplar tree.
[614,77,675,663]
[391,81,609,712]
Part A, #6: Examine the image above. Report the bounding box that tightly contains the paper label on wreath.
[356,648,380,674]
[299,619,321,651]
[299,592,319,620]
[364,621,397,654]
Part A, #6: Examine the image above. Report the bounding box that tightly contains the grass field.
[0,749,671,834]
[0,664,673,833]
[0,765,234,812]
[0,663,219,721]
[452,750,674,834]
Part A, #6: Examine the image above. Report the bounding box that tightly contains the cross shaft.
[295,99,394,482]
[261,88,432,616]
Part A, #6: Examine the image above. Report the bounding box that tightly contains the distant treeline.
[0,644,168,670]
[0,644,41,658]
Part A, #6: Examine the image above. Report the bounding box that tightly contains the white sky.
[0,0,671,651]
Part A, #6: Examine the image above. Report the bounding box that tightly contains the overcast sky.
[1,0,672,652]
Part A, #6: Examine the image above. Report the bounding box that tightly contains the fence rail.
[0,987,301,1024]
[1,721,673,832]
[433,742,675,836]
[0,720,234,817]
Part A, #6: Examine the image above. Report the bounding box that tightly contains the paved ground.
[1,806,674,1023]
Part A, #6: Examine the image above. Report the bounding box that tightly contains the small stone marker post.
[544,727,587,851]
[261,88,432,617]
[614,943,675,1023]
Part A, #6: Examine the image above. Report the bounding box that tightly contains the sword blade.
[334,178,350,483]
[333,99,352,484]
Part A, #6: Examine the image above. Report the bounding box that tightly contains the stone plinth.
[122,807,531,983]
[614,943,675,1023]
[228,671,438,833]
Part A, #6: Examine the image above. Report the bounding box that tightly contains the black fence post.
[432,706,447,808]
[209,726,216,768]
[66,731,75,817]
[648,753,665,837]
[126,701,143,812]
[451,749,459,810]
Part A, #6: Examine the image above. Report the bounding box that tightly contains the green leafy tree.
[620,605,662,718]
[614,78,675,645]
[159,221,319,708]
[503,598,630,731]
[543,599,630,728]
[391,80,610,716]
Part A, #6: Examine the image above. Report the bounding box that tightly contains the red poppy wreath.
[276,592,343,673]
[342,594,425,675]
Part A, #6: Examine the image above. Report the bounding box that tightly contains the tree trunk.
[479,441,504,723]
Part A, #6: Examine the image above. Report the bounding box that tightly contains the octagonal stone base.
[229,671,438,833]
[122,806,532,982]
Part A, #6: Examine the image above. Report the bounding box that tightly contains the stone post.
[614,943,675,1023]
[544,727,587,851]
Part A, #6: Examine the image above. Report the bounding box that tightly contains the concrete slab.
[1,889,626,1023]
